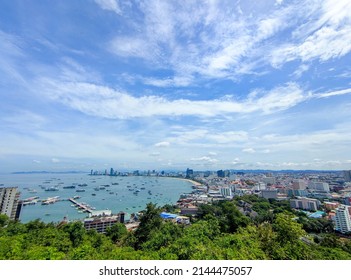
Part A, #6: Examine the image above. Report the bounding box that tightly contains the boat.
[63,185,76,189]
[45,186,59,191]
[92,193,96,196]
[78,183,88,187]
[76,189,85,192]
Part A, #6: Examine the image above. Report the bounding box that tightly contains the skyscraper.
[185,168,194,179]
[344,170,351,182]
[0,187,22,220]
[334,205,351,234]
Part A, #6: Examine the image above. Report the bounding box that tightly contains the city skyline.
[1,0,351,172]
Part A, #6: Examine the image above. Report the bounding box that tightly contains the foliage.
[0,201,351,260]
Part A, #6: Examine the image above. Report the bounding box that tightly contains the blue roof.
[160,212,178,219]
[308,211,325,218]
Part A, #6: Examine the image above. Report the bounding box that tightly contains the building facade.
[0,187,22,220]
[309,181,330,192]
[334,205,351,234]
[344,170,351,182]
[261,189,278,200]
[83,212,125,233]
[219,186,233,198]
[290,197,320,211]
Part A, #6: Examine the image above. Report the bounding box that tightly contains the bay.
[0,173,193,223]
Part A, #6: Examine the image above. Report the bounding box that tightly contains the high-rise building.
[292,179,306,190]
[344,170,351,182]
[0,187,22,220]
[217,170,225,178]
[185,168,194,179]
[334,205,351,234]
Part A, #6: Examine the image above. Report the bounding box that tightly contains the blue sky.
[1,0,351,172]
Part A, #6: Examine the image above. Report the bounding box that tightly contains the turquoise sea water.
[0,173,193,223]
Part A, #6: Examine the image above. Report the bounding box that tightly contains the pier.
[69,198,93,214]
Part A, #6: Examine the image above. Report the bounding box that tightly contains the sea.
[0,173,194,223]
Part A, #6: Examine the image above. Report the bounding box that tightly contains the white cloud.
[190,156,218,164]
[38,79,307,118]
[315,88,351,98]
[142,76,193,87]
[292,64,310,78]
[270,0,351,66]
[208,131,249,143]
[109,36,151,59]
[51,158,60,163]
[94,0,121,15]
[154,141,170,148]
[242,148,256,153]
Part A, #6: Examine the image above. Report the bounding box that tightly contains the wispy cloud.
[94,0,122,15]
[1,1,351,171]
[37,78,308,118]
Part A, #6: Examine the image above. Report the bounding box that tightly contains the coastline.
[165,176,202,186]
[177,178,203,186]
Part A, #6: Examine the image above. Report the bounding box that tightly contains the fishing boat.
[63,185,76,189]
[45,186,59,191]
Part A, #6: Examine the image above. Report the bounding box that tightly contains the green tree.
[106,223,128,243]
[0,214,9,228]
[62,221,86,247]
[133,203,162,249]
[219,201,251,233]
[141,220,183,252]
[166,218,221,259]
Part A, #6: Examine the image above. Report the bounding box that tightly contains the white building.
[0,187,21,220]
[290,197,320,211]
[219,186,233,198]
[334,205,351,234]
[308,181,330,192]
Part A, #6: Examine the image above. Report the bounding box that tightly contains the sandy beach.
[179,178,203,186]
[166,176,203,186]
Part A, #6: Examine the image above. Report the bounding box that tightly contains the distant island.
[12,171,87,174]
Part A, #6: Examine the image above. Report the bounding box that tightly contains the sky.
[0,0,351,172]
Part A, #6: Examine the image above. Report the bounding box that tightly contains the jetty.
[41,196,60,205]
[69,197,93,214]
